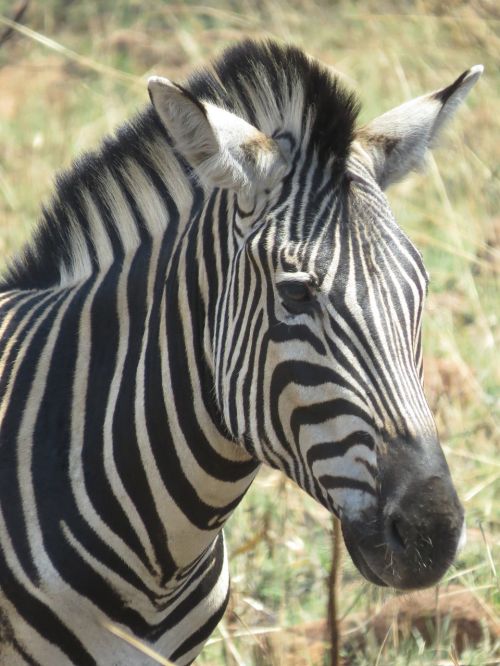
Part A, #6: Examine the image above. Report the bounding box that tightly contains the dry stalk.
[103,621,176,665]
[0,0,30,48]
[327,515,343,666]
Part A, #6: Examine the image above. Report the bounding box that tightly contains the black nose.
[342,441,465,590]
[383,474,464,582]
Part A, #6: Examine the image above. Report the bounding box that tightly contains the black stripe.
[319,475,376,495]
[0,547,95,665]
[307,431,375,467]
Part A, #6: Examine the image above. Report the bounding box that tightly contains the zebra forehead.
[186,40,360,167]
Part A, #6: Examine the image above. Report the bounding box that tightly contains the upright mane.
[185,40,359,164]
[1,40,359,291]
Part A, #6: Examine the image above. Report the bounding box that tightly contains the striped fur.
[0,41,477,664]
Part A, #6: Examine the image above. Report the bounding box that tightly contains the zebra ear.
[148,76,287,191]
[354,65,483,189]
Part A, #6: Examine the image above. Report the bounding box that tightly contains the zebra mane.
[1,40,359,291]
[186,40,360,166]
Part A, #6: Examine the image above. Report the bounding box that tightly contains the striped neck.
[1,109,199,292]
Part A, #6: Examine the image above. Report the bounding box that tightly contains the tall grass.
[0,1,498,663]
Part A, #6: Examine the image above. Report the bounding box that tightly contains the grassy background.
[0,1,498,664]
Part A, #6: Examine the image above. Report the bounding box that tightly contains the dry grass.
[0,0,498,664]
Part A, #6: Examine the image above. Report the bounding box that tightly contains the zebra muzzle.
[341,444,464,590]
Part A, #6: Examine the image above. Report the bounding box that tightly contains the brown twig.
[0,0,30,48]
[327,515,343,666]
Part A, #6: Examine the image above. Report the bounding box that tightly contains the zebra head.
[149,43,481,590]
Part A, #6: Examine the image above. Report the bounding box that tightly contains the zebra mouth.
[340,504,463,590]
[341,522,388,587]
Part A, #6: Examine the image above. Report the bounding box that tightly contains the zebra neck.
[1,109,202,292]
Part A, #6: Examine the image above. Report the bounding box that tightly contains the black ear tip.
[433,71,468,103]
[433,64,484,104]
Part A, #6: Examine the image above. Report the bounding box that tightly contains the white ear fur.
[148,76,288,192]
[354,65,483,189]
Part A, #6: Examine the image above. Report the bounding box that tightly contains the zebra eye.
[277,277,316,313]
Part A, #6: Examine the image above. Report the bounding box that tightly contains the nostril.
[386,516,406,552]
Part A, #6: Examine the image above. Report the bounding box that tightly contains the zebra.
[0,40,481,665]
